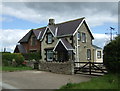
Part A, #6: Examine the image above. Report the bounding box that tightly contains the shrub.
[2,53,25,66]
[103,35,120,73]
[22,52,41,61]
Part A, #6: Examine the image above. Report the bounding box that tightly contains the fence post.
[89,62,91,75]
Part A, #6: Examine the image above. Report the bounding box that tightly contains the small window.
[97,51,101,59]
[87,49,91,60]
[82,33,86,42]
[47,34,53,44]
[29,50,37,53]
[78,32,81,40]
[47,50,53,61]
[31,36,37,46]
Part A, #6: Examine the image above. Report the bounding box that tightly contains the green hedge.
[22,52,41,61]
[103,35,120,73]
[2,53,25,66]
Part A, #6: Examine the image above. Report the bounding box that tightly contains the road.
[2,71,93,89]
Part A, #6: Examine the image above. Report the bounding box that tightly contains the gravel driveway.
[2,71,93,89]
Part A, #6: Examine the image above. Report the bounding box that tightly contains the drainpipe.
[76,32,79,67]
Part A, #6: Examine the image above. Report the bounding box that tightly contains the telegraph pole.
[105,27,116,42]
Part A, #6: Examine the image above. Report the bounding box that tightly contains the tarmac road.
[2,71,93,89]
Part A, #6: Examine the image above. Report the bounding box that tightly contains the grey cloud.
[24,2,118,15]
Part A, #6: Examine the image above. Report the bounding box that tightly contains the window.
[47,50,53,61]
[87,49,91,60]
[82,33,86,42]
[47,34,53,43]
[31,36,37,46]
[77,32,81,40]
[29,50,37,53]
[97,51,101,59]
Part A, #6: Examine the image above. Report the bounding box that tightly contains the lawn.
[1,66,33,72]
[58,74,119,90]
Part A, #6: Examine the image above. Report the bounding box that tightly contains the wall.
[73,21,94,65]
[39,61,74,75]
[21,33,41,53]
[41,29,58,62]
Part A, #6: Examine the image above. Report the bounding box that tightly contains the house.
[92,45,103,63]
[14,17,103,74]
[14,27,45,53]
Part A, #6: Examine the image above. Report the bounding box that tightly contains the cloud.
[0,29,29,52]
[2,2,118,27]
[93,33,111,48]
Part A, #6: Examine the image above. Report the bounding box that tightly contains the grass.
[1,66,33,72]
[57,74,119,90]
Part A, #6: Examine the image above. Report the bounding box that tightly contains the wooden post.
[89,62,91,75]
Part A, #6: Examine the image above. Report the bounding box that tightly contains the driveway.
[2,71,93,89]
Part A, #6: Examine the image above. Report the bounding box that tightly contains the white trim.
[73,19,85,36]
[55,27,58,37]
[84,19,94,39]
[37,31,41,40]
[53,39,74,51]
[40,26,55,41]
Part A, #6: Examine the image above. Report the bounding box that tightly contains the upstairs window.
[31,36,37,46]
[47,33,53,44]
[87,49,91,60]
[82,33,86,42]
[77,32,81,41]
[97,51,101,59]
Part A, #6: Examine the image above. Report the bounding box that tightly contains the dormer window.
[47,33,53,44]
[77,32,81,40]
[82,33,86,42]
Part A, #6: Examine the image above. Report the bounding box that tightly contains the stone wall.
[39,61,74,75]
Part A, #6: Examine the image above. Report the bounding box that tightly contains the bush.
[103,35,120,73]
[22,52,41,61]
[2,53,25,66]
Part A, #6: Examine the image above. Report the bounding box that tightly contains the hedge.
[103,35,120,73]
[22,52,41,61]
[2,53,25,66]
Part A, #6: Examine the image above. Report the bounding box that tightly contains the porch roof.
[53,38,74,51]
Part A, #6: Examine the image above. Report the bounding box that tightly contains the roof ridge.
[33,26,46,30]
[56,17,85,25]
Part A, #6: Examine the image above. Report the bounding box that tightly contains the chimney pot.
[49,19,55,25]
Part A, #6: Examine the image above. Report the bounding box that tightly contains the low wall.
[39,61,74,75]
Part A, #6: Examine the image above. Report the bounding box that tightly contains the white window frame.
[47,33,53,44]
[87,49,91,60]
[82,32,86,43]
[77,32,81,41]
[47,50,53,61]
[97,51,101,59]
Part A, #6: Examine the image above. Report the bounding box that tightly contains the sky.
[0,1,119,52]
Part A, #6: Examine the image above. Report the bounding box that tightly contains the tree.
[103,35,120,73]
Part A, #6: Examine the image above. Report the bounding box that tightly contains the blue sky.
[1,2,118,52]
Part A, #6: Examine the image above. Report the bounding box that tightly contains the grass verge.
[57,74,119,90]
[2,66,33,72]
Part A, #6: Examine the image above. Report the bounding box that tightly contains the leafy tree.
[103,35,120,73]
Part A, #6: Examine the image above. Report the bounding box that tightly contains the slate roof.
[18,17,94,43]
[56,18,84,36]
[92,45,102,49]
[53,38,74,51]
[18,27,46,43]
[60,38,74,50]
[14,44,26,53]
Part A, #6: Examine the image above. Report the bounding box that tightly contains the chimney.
[48,19,55,25]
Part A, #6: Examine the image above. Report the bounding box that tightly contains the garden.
[1,52,41,71]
